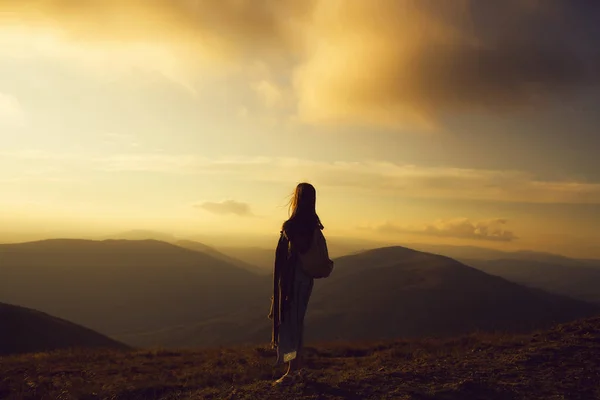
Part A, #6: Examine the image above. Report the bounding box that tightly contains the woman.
[269,182,324,385]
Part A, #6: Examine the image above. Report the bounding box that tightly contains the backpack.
[297,228,334,279]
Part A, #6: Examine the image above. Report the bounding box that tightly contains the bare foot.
[272,370,308,387]
[272,373,296,386]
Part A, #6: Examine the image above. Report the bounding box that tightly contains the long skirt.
[276,263,314,364]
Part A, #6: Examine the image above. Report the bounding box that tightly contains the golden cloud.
[0,1,308,54]
[375,218,518,242]
[194,200,254,217]
[293,1,598,129]
[1,0,598,128]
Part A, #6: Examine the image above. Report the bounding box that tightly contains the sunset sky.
[1,1,599,257]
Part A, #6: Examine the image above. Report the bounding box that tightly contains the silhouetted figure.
[269,182,333,385]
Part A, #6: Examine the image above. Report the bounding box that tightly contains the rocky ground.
[2,317,600,399]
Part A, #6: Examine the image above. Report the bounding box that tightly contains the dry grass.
[2,317,600,399]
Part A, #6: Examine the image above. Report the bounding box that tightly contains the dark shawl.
[269,220,320,348]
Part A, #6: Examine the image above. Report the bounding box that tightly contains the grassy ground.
[1,317,600,399]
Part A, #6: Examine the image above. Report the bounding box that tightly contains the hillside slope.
[176,240,266,274]
[216,246,276,273]
[464,258,600,304]
[0,302,127,356]
[0,239,266,340]
[1,317,599,399]
[303,247,599,342]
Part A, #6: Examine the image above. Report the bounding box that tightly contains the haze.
[1,1,599,259]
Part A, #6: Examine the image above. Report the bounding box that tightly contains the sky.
[0,1,599,258]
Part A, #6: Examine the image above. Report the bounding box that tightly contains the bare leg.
[273,361,294,386]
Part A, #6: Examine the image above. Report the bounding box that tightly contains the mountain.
[119,246,599,348]
[2,317,600,399]
[102,230,179,242]
[301,247,598,342]
[463,258,600,304]
[216,246,276,273]
[0,239,267,343]
[2,239,596,349]
[408,243,600,267]
[176,240,266,275]
[101,232,268,274]
[0,302,127,356]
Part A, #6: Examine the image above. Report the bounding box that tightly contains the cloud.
[1,1,598,129]
[0,1,310,60]
[375,218,518,242]
[293,1,600,129]
[194,200,253,217]
[3,151,600,204]
[0,92,26,126]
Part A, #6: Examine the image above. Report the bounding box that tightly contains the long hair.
[283,183,323,238]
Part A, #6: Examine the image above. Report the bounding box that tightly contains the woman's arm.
[269,231,285,318]
[270,231,287,347]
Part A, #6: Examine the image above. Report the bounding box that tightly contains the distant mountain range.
[103,230,271,274]
[462,258,600,304]
[101,229,600,271]
[175,240,266,275]
[101,229,180,243]
[215,246,275,273]
[409,243,600,267]
[213,240,600,274]
[0,302,127,356]
[1,239,598,349]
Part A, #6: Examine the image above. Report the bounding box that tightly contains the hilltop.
[0,302,127,356]
[1,317,600,399]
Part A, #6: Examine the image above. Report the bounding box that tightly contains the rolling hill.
[1,317,600,399]
[409,243,600,267]
[116,246,599,348]
[215,246,276,273]
[0,239,267,343]
[305,247,599,342]
[101,229,179,242]
[0,302,127,356]
[1,239,597,349]
[463,258,600,304]
[175,240,266,274]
